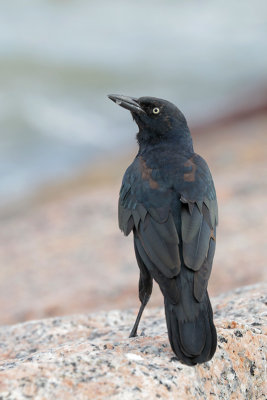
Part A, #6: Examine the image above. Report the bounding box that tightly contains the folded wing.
[181,197,218,302]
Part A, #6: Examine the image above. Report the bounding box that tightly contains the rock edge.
[0,284,266,399]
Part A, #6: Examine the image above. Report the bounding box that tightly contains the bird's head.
[108,94,191,148]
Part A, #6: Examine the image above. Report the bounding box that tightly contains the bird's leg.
[129,237,153,338]
[129,278,152,338]
[129,302,146,338]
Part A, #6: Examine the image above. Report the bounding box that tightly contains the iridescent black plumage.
[108,95,218,365]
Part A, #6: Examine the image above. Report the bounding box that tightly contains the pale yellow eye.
[153,107,160,115]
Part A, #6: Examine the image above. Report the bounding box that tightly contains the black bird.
[108,94,218,366]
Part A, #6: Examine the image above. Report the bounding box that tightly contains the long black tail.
[164,290,217,366]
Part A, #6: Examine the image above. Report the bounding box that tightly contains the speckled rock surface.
[0,284,266,400]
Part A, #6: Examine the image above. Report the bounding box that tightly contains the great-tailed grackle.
[108,94,218,366]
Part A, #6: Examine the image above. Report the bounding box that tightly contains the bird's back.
[119,145,218,365]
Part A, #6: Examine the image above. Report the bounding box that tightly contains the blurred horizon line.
[1,88,266,220]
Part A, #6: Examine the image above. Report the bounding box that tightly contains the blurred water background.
[1,0,267,207]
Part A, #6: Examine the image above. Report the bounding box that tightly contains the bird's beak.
[108,94,146,114]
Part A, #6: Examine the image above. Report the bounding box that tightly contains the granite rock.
[0,284,266,399]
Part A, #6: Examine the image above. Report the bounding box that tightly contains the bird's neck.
[137,126,194,155]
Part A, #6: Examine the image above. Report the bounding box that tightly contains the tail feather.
[165,291,217,366]
[178,316,205,357]
[169,306,197,366]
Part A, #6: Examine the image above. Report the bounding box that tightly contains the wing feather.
[181,195,218,302]
[138,213,180,278]
[119,174,180,279]
[194,235,216,301]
